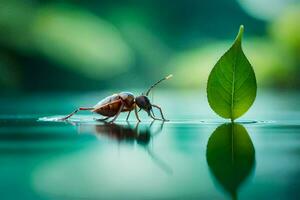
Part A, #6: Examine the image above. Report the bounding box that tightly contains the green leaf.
[207,25,257,120]
[206,123,255,199]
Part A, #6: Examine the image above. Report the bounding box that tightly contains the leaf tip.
[235,25,244,43]
[239,24,244,33]
[166,74,173,80]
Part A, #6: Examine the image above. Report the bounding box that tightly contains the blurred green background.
[0,0,300,93]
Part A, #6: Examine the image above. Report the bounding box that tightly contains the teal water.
[0,90,300,199]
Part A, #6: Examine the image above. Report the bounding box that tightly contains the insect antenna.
[144,74,173,96]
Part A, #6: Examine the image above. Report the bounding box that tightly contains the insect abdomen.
[93,94,122,117]
[96,104,121,116]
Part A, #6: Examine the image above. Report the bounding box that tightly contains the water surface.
[0,90,300,199]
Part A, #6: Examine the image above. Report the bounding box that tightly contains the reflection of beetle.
[94,123,152,145]
[92,121,165,146]
[60,75,172,123]
[75,121,172,174]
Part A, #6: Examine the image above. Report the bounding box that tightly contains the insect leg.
[150,109,156,117]
[60,107,93,120]
[134,121,140,132]
[149,112,161,121]
[95,117,110,121]
[151,104,168,121]
[126,111,132,121]
[151,120,165,136]
[134,106,141,122]
[109,102,125,123]
[150,119,155,127]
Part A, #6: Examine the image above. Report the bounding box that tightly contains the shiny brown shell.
[92,92,135,117]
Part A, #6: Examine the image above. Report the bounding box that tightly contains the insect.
[60,74,173,123]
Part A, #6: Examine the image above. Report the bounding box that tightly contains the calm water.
[0,90,300,200]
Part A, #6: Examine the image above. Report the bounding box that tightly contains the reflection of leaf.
[206,123,255,199]
[207,25,257,120]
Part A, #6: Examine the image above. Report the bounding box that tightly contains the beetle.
[60,74,172,123]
